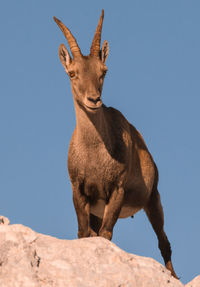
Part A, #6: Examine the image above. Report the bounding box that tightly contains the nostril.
[87,96,101,104]
[87,97,95,103]
[95,96,101,103]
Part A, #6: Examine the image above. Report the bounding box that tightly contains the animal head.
[53,10,109,112]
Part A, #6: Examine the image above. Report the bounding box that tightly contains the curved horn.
[90,9,104,57]
[53,16,82,58]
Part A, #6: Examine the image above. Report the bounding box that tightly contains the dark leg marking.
[144,188,178,279]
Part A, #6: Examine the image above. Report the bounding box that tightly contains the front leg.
[72,183,97,238]
[99,186,124,240]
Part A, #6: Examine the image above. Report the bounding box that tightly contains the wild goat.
[54,10,178,278]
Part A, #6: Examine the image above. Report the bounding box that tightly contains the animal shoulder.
[105,106,148,150]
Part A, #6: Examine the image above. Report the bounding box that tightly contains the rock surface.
[0,216,197,287]
[0,215,10,225]
[185,276,200,287]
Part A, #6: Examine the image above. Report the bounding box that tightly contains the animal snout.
[85,93,102,110]
[87,96,101,104]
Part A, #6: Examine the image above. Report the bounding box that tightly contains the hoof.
[99,229,112,240]
[89,229,98,237]
[78,228,97,238]
[166,261,179,279]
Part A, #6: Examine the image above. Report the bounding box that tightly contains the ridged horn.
[90,9,104,57]
[53,16,82,58]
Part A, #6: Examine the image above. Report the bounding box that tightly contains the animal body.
[54,10,178,278]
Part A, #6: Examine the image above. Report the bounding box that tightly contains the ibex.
[53,10,178,278]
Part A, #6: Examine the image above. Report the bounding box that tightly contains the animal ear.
[100,40,109,63]
[58,43,71,70]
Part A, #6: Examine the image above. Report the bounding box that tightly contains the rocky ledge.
[0,215,198,287]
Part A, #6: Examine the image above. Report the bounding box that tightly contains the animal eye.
[100,70,107,80]
[69,71,75,78]
[103,70,107,76]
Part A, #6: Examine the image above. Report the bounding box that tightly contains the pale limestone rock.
[0,215,10,225]
[185,276,200,287]
[0,219,194,287]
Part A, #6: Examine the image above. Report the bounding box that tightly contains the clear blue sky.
[0,1,199,284]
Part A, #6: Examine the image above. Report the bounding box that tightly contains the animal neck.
[74,101,109,147]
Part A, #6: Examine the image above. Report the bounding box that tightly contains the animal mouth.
[85,104,102,110]
[85,97,102,111]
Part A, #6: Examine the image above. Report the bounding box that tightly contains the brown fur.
[54,11,178,279]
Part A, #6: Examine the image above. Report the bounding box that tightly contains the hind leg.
[144,188,178,279]
[90,214,102,235]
